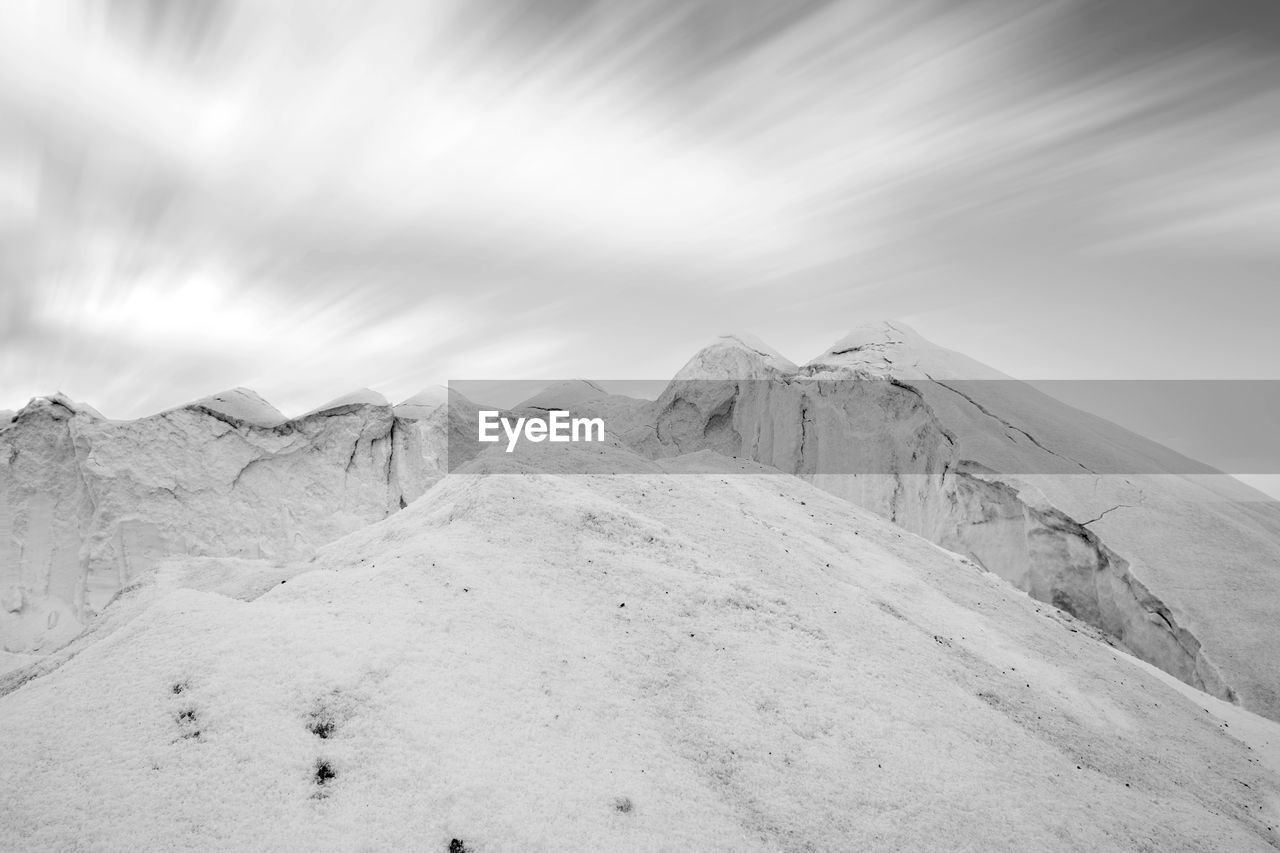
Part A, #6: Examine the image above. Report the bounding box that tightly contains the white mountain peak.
[672,332,798,380]
[806,320,1009,380]
[303,388,390,417]
[182,388,287,427]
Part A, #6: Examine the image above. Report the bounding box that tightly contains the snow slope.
[632,323,1280,722]
[0,440,1276,851]
[0,388,482,660]
[179,388,289,428]
[515,379,611,411]
[392,385,452,421]
[303,388,391,417]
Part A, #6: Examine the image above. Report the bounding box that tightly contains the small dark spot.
[618,603,625,608]
[614,796,633,813]
[309,717,335,739]
[449,840,469,853]
[315,760,336,786]
[172,682,187,695]
[175,707,201,740]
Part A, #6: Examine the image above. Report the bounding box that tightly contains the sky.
[2,0,1279,426]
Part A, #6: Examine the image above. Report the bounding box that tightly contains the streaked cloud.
[2,0,1278,417]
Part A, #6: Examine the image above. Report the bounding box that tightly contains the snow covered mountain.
[625,322,1280,723]
[1,440,1277,851]
[4,323,1279,728]
[0,387,480,663]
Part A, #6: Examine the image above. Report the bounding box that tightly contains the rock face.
[631,323,1280,721]
[0,388,479,655]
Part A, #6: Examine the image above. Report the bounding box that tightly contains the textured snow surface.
[181,388,288,427]
[807,320,1008,380]
[515,379,610,411]
[303,388,391,416]
[393,385,452,420]
[0,442,1276,851]
[0,389,467,658]
[671,333,798,381]
[633,324,1280,721]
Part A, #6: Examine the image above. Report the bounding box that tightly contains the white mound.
[0,442,1276,850]
[0,387,448,657]
[516,379,609,411]
[672,333,798,380]
[303,388,390,417]
[640,324,1280,721]
[807,320,1008,380]
[183,388,287,427]
[393,385,451,421]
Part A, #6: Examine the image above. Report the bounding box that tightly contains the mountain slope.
[633,322,1280,721]
[0,441,1276,851]
[0,389,478,660]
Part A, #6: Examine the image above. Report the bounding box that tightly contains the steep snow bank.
[179,388,288,428]
[0,388,479,659]
[303,388,391,416]
[515,379,610,411]
[0,442,1275,850]
[672,333,798,380]
[633,325,1280,721]
[392,385,451,421]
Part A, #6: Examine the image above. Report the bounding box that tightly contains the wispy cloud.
[3,0,1279,416]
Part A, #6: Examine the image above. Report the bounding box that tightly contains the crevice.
[924,373,1095,473]
[231,457,267,490]
[888,377,957,446]
[1080,504,1130,526]
[950,471,1234,703]
[384,422,398,513]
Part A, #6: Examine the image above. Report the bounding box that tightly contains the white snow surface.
[515,379,610,411]
[672,333,798,380]
[634,324,1280,721]
[0,388,471,658]
[393,385,452,420]
[0,441,1276,851]
[806,320,1009,380]
[303,388,391,416]
[181,388,288,427]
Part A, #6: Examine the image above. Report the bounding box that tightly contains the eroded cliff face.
[630,329,1272,716]
[0,389,473,656]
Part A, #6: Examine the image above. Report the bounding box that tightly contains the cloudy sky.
[2,0,1279,422]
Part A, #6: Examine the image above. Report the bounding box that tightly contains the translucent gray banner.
[443,379,1280,475]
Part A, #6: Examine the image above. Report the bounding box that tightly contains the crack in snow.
[923,374,1095,474]
[1080,505,1131,527]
